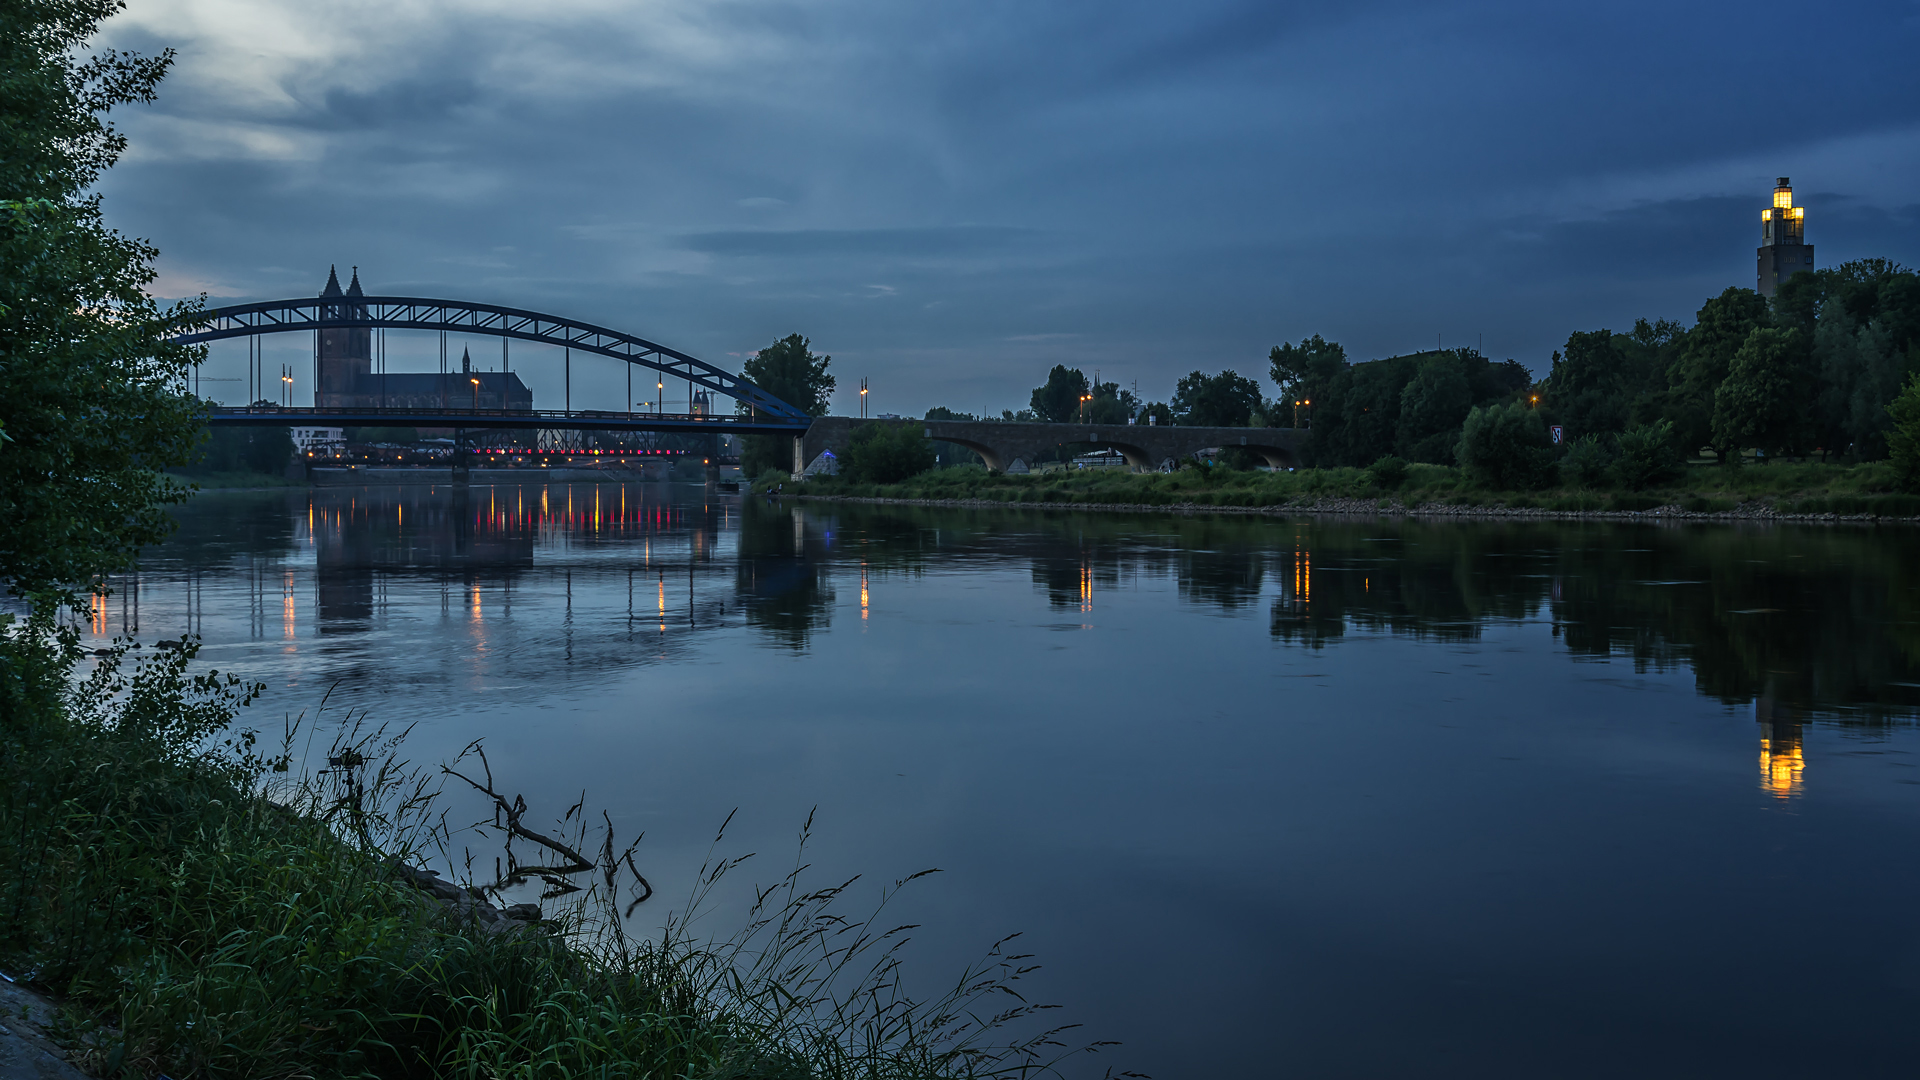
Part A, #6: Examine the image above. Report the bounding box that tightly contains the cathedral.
[314,266,533,411]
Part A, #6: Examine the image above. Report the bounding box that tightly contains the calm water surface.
[81,482,1920,1078]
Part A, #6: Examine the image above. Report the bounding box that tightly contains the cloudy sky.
[95,0,1920,416]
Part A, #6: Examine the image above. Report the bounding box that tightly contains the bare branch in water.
[443,744,594,879]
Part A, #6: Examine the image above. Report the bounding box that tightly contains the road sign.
[1550,425,1564,445]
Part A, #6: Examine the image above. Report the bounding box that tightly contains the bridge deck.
[206,405,808,434]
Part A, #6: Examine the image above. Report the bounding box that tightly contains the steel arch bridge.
[171,295,811,434]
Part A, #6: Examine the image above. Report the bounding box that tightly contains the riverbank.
[765,461,1920,524]
[0,617,1064,1079]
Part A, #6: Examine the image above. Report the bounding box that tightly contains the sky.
[93,0,1920,417]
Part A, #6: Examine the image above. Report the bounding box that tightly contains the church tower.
[316,266,372,407]
[1757,178,1813,297]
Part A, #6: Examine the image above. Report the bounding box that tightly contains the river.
[79,480,1920,1078]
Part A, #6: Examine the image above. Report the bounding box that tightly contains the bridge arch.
[1230,438,1303,471]
[170,295,807,421]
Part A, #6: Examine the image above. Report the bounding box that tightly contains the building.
[1757,177,1814,297]
[312,266,532,411]
[291,426,345,453]
[315,266,370,408]
[357,348,532,411]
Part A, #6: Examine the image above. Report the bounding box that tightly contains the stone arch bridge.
[796,417,1307,475]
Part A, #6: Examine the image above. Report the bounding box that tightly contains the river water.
[81,481,1920,1078]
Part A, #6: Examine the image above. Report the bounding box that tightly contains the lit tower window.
[1756,177,1813,298]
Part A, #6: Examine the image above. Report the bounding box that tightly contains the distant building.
[315,265,370,408]
[291,426,344,453]
[312,266,532,411]
[1757,177,1814,297]
[359,348,532,411]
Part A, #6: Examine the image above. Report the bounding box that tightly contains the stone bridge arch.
[797,417,1307,477]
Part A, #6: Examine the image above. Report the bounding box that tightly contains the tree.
[1029,365,1090,423]
[742,333,835,416]
[1456,403,1555,490]
[1666,287,1768,460]
[1543,330,1631,438]
[1268,334,1346,400]
[739,333,835,474]
[192,426,293,474]
[1171,369,1262,426]
[1888,372,1920,492]
[1396,352,1474,463]
[842,422,935,483]
[1085,380,1138,425]
[0,0,206,601]
[1713,327,1807,461]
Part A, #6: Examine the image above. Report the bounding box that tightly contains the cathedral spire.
[320,264,343,297]
[461,345,471,373]
[346,265,364,297]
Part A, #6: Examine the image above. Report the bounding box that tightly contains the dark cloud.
[674,226,1044,259]
[95,0,1920,413]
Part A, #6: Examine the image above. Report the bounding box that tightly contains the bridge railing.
[205,405,809,432]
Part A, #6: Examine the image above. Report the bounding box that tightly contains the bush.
[1559,434,1612,488]
[842,421,936,484]
[1613,420,1683,490]
[1456,403,1555,490]
[1366,455,1410,490]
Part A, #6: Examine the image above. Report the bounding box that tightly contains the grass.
[765,461,1919,517]
[0,610,1112,1080]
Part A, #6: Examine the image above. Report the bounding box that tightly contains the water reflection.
[53,483,1920,1077]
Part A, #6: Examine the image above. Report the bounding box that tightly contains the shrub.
[1455,403,1555,490]
[1366,455,1410,490]
[1559,434,1612,488]
[1613,420,1684,490]
[842,422,936,484]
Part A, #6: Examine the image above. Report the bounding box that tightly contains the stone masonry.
[795,417,1308,476]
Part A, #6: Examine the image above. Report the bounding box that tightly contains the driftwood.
[443,743,652,907]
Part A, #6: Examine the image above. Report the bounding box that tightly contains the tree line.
[1276,261,1920,480]
[740,261,1920,487]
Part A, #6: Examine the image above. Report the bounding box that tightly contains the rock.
[0,979,90,1080]
[391,863,531,935]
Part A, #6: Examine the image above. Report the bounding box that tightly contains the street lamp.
[471,376,480,410]
[860,378,869,417]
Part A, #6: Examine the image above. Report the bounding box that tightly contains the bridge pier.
[451,428,471,486]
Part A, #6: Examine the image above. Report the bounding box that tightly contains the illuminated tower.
[1756,177,1813,297]
[315,265,371,407]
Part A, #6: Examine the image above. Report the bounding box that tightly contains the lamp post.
[471,376,480,410]
[860,378,868,417]
[1080,393,1091,422]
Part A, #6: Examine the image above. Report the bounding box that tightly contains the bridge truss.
[171,295,811,433]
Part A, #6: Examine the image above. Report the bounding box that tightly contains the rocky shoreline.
[786,492,1920,526]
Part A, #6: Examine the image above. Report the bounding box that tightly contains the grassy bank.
[0,614,1083,1079]
[765,462,1920,518]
